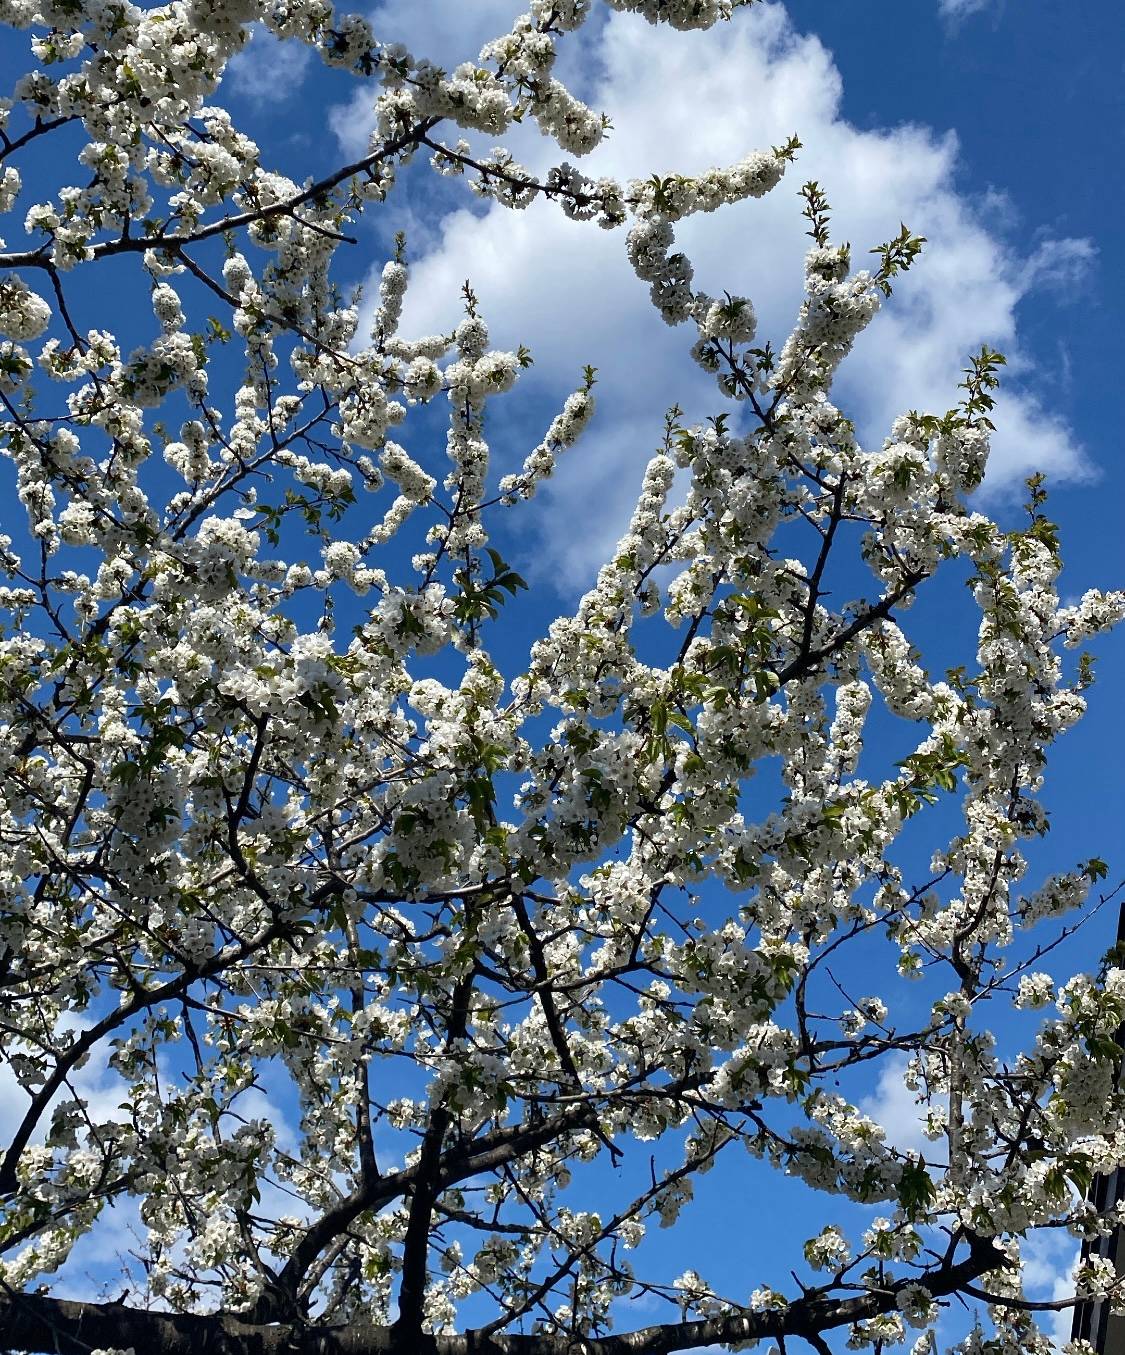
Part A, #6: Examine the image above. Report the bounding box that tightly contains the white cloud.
[937,0,995,22]
[1022,1230,1080,1350]
[860,1054,941,1158]
[226,28,312,104]
[52,1197,147,1301]
[328,85,375,161]
[0,1016,132,1151]
[374,0,526,71]
[342,2,1093,590]
[1024,236,1098,296]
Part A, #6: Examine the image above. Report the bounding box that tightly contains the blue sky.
[3,0,1124,1343]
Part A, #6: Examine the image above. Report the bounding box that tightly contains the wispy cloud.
[937,0,995,23]
[1023,236,1097,296]
[226,29,312,104]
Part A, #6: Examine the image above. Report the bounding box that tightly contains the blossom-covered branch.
[0,1,1123,1354]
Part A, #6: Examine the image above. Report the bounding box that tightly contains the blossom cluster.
[0,1,1121,1353]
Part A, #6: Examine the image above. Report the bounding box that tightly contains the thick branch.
[0,1234,1008,1355]
[261,1100,602,1317]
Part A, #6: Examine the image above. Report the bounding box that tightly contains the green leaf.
[897,1159,936,1220]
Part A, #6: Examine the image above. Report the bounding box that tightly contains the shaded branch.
[0,1234,1008,1355]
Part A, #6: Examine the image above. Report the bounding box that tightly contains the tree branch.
[0,1234,1008,1355]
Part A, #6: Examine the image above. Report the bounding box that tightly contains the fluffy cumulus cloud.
[860,1054,937,1157]
[345,1,1092,588]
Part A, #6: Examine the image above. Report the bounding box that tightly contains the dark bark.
[0,1234,1006,1355]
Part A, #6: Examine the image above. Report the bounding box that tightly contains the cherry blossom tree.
[0,2,1123,1354]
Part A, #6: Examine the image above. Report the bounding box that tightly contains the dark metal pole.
[1070,900,1125,1354]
